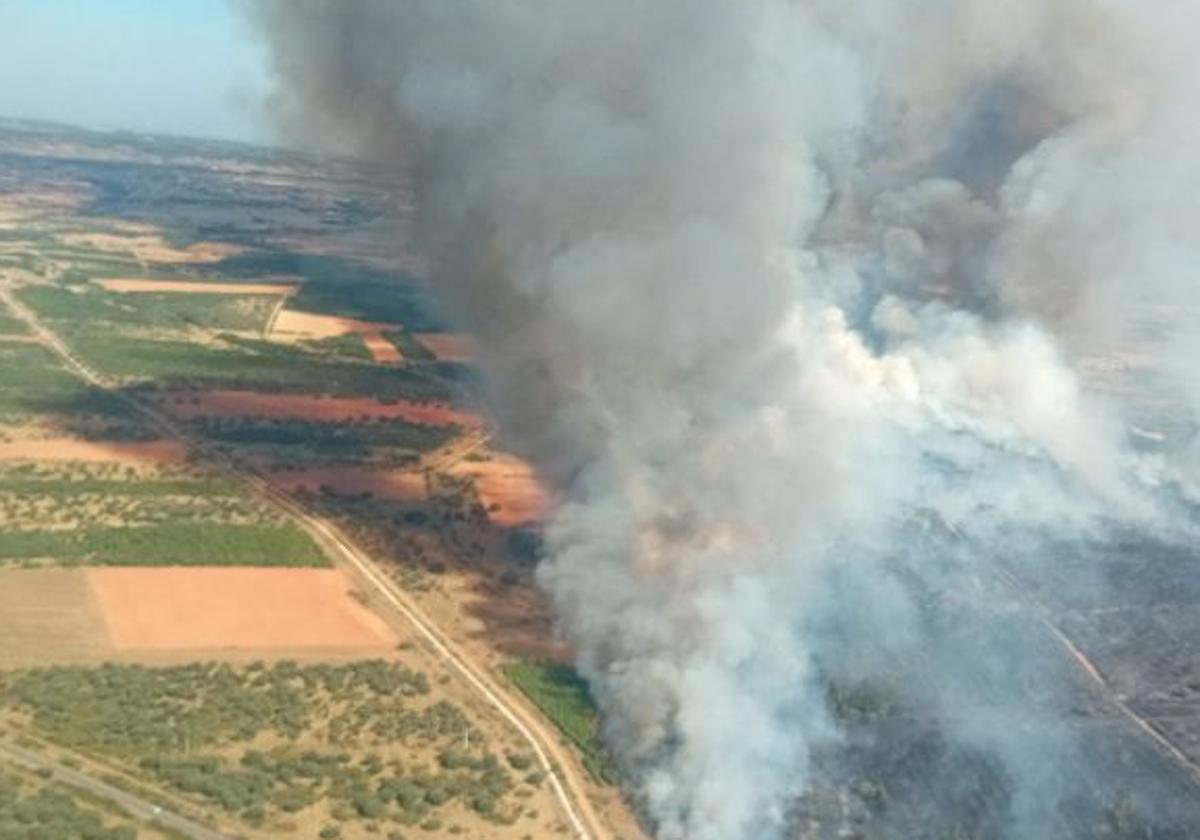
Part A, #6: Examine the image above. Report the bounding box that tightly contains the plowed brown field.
[87,567,399,653]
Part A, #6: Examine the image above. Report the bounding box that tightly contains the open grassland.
[503,662,615,784]
[0,661,548,838]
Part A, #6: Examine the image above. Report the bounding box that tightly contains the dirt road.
[0,283,609,840]
[0,738,230,840]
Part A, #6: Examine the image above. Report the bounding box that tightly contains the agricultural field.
[0,120,637,840]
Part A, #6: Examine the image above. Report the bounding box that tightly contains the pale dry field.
[96,278,297,295]
[0,568,113,667]
[0,438,187,464]
[269,465,427,500]
[0,568,400,666]
[151,389,484,428]
[271,308,402,363]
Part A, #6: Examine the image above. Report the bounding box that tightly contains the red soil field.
[87,567,399,652]
[415,332,477,363]
[451,454,551,527]
[0,438,187,464]
[151,390,484,429]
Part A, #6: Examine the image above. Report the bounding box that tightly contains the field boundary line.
[0,281,606,840]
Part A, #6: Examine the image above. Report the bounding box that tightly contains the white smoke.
[247,2,1200,838]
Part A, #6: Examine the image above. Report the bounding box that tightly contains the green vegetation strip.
[502,661,616,783]
[0,523,328,567]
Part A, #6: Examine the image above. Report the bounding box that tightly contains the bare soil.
[451,454,551,527]
[97,278,297,295]
[0,438,187,464]
[0,568,113,667]
[87,567,400,653]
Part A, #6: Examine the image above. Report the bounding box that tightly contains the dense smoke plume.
[248,3,1200,838]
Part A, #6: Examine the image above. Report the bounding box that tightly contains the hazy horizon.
[0,0,271,145]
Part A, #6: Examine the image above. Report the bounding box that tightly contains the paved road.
[0,284,608,840]
[0,739,230,840]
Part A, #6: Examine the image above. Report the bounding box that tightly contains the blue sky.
[0,0,271,143]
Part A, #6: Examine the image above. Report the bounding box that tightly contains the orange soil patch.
[97,278,297,295]
[87,567,399,652]
[361,332,402,363]
[269,466,426,500]
[415,332,477,363]
[451,454,551,527]
[271,309,402,364]
[0,438,187,464]
[152,390,484,429]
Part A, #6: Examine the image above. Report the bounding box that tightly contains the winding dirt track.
[0,284,608,840]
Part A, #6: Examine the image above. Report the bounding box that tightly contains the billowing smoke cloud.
[247,2,1200,838]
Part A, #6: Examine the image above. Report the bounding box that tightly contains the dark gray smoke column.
[248,2,1200,838]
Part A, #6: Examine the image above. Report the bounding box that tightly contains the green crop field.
[502,661,615,783]
[0,522,328,568]
[0,341,117,419]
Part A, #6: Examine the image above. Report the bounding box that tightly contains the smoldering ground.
[247,2,1200,838]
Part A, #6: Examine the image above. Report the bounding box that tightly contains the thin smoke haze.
[248,2,1200,838]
